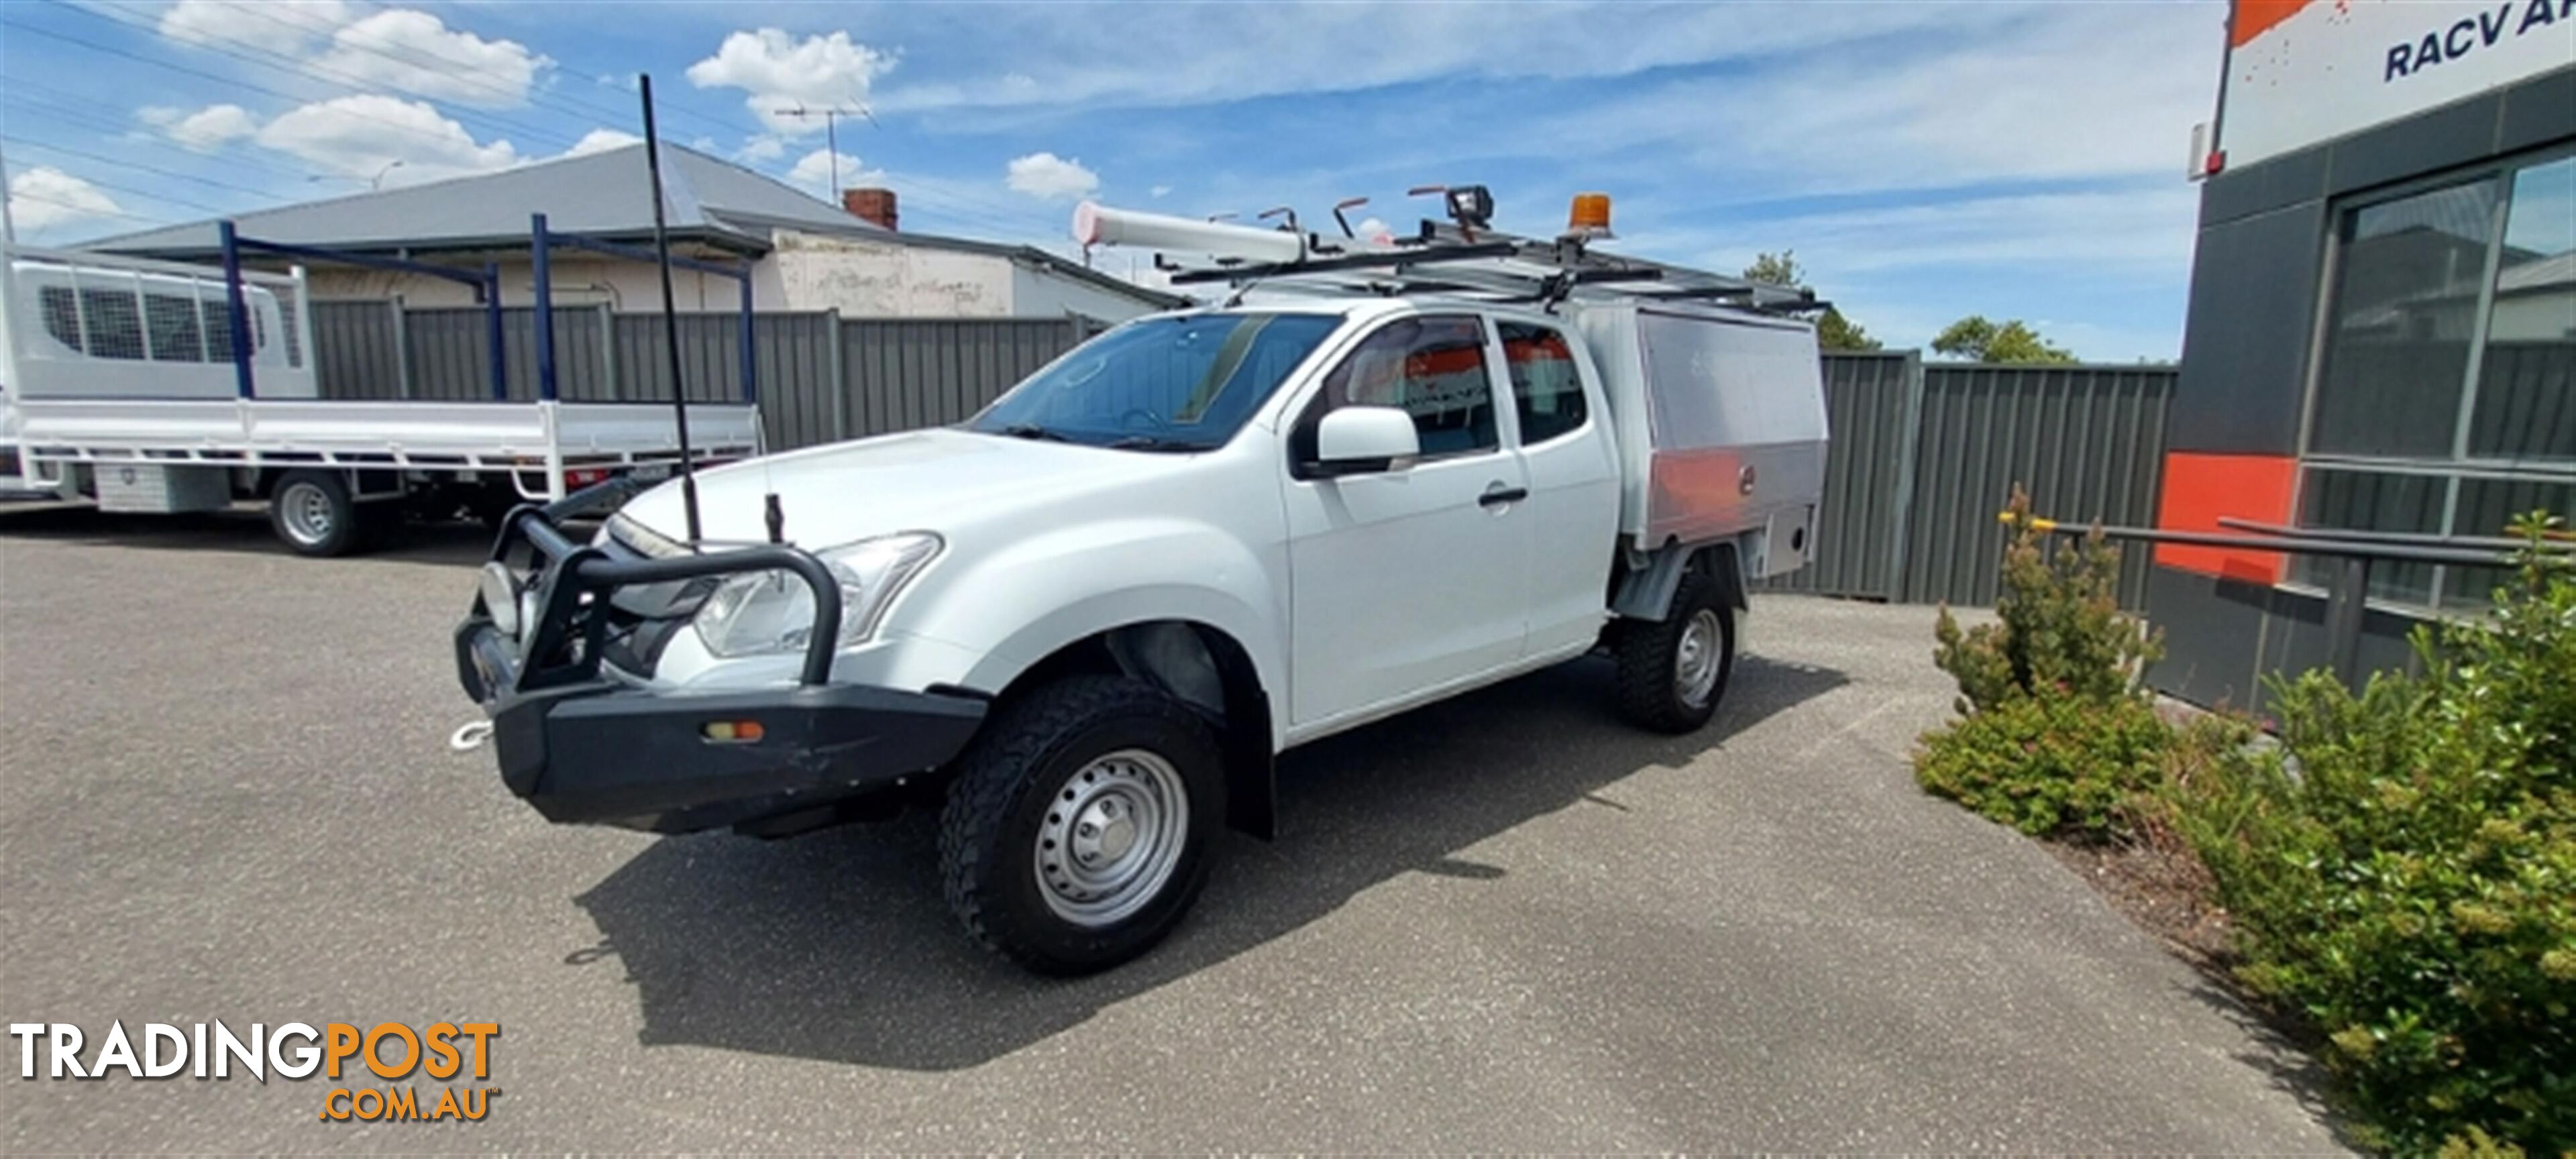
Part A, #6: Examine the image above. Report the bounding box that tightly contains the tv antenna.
[772,103,877,197]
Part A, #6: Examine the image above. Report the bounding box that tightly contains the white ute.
[455,188,1829,973]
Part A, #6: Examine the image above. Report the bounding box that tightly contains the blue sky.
[1,1,2226,360]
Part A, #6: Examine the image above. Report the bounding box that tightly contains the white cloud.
[786,149,871,193]
[1748,186,2202,278]
[1523,5,2220,196]
[314,9,552,108]
[1150,184,1173,199]
[8,167,123,231]
[1006,152,1099,201]
[872,3,2025,115]
[738,134,787,162]
[686,29,894,135]
[142,103,260,152]
[158,0,349,52]
[256,95,519,184]
[565,128,641,157]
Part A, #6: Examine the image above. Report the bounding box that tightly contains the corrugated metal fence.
[1756,358,2174,607]
[311,300,2170,606]
[311,301,1095,455]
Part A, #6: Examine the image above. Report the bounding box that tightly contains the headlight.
[691,533,942,658]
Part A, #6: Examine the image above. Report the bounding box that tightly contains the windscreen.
[968,312,1344,450]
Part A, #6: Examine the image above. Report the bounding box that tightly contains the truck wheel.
[938,675,1224,975]
[269,470,363,557]
[1613,569,1733,734]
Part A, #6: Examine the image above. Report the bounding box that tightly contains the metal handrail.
[2005,512,2557,685]
[2214,516,2575,554]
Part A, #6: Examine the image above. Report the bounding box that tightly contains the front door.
[1281,314,1531,728]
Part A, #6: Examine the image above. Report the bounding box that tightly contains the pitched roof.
[86,142,882,258]
[83,142,1183,309]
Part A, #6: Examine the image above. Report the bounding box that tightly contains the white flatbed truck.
[452,186,1832,975]
[0,240,757,554]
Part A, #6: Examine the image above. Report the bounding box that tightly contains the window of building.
[1296,315,1499,460]
[2298,150,2576,610]
[1499,321,1587,445]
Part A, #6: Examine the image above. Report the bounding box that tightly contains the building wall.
[1008,262,1168,325]
[765,229,1014,317]
[2147,63,2575,708]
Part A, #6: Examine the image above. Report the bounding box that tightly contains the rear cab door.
[1488,313,1622,658]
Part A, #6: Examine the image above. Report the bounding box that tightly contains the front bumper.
[455,488,984,834]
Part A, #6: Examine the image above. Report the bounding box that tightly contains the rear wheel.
[938,675,1224,975]
[1613,568,1734,733]
[268,470,364,557]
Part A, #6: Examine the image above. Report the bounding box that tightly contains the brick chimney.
[842,187,898,231]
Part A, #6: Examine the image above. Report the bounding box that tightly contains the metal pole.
[0,136,17,243]
[531,213,557,402]
[825,307,848,442]
[2324,556,2371,687]
[217,221,256,398]
[640,73,703,542]
[484,263,508,401]
[738,274,757,404]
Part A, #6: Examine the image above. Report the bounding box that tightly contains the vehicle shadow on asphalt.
[2177,979,2363,1150]
[0,502,522,567]
[569,653,1849,1071]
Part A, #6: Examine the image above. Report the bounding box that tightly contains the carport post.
[484,263,508,401]
[531,213,558,402]
[217,220,256,398]
[738,275,757,404]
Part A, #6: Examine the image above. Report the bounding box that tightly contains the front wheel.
[1613,569,1735,733]
[938,675,1224,975]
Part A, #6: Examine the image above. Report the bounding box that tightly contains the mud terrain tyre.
[1613,568,1733,733]
[938,675,1225,975]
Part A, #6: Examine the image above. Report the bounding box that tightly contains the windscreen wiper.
[996,423,1073,443]
[1105,435,1216,451]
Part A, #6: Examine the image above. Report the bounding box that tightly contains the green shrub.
[2169,514,2576,1154]
[1933,487,2163,714]
[1917,487,2169,840]
[1916,689,2171,837]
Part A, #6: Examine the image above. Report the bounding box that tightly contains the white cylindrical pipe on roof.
[1072,201,1306,264]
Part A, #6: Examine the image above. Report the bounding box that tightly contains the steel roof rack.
[1163,217,1824,315]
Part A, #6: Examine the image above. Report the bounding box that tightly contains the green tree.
[1743,250,1882,352]
[1931,315,2078,364]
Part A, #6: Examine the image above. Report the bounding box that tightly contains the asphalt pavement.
[0,505,2351,1152]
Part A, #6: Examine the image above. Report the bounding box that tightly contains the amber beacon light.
[1566,192,1614,239]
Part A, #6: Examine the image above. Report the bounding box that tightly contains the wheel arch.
[1611,536,1750,622]
[978,614,1280,841]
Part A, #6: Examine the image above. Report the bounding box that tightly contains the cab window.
[1499,321,1587,444]
[1293,315,1498,462]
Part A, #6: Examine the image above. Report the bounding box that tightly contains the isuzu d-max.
[455,197,1829,973]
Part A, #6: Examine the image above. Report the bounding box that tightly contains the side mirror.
[1311,406,1419,476]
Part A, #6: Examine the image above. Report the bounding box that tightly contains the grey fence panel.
[833,317,1085,443]
[753,313,842,451]
[309,300,405,400]
[1897,364,2172,608]
[1757,351,1923,599]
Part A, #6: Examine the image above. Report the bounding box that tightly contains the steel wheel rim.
[1034,747,1188,928]
[1674,608,1723,707]
[280,482,335,546]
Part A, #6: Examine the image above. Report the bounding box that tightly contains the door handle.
[1477,484,1528,507]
